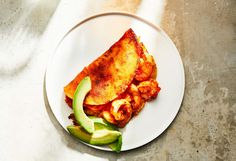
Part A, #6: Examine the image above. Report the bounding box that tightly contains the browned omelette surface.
[64,29,142,105]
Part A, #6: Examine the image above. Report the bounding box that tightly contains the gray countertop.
[0,0,235,161]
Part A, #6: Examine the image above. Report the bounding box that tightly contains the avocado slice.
[67,125,121,145]
[108,135,122,152]
[71,76,122,150]
[73,77,94,134]
[90,116,122,152]
[89,116,118,130]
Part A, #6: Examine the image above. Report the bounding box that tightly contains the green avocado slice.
[71,76,122,151]
[108,135,122,152]
[73,77,94,134]
[89,116,118,130]
[90,116,122,152]
[67,125,121,145]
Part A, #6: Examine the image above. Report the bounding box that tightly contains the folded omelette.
[64,28,161,127]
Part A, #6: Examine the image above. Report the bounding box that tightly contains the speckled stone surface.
[0,0,235,161]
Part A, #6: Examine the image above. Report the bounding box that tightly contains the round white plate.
[45,12,185,151]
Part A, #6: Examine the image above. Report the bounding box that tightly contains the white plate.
[45,12,185,151]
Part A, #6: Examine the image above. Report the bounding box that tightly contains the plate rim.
[45,11,185,152]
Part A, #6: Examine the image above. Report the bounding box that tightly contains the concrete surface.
[0,0,235,161]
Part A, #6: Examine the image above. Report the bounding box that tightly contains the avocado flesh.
[73,77,94,134]
[89,116,118,130]
[67,125,121,145]
[108,135,122,152]
[71,77,122,150]
[90,117,122,152]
